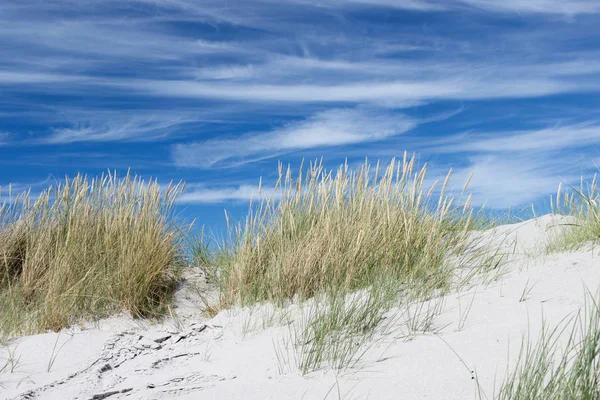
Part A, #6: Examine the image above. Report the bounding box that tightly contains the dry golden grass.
[0,172,185,336]
[203,154,483,372]
[211,153,475,306]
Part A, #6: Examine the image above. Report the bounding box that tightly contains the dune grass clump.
[212,154,475,307]
[206,154,481,372]
[0,173,185,336]
[495,294,600,400]
[549,177,600,251]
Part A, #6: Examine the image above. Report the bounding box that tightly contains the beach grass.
[495,292,600,400]
[0,172,185,337]
[203,154,491,372]
[548,177,600,252]
[209,154,476,306]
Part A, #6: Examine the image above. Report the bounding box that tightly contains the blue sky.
[1,0,600,229]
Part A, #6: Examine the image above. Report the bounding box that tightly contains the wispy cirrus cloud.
[295,0,444,11]
[0,71,86,85]
[2,0,600,213]
[43,115,198,144]
[456,0,600,15]
[1,0,599,116]
[173,108,417,168]
[442,153,587,208]
[421,120,600,207]
[430,122,600,154]
[314,0,600,15]
[0,21,245,73]
[123,75,589,105]
[7,56,598,106]
[3,59,599,109]
[103,0,600,17]
[178,183,278,204]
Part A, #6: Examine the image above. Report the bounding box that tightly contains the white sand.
[1,214,598,400]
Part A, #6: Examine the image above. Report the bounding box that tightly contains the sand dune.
[1,214,597,400]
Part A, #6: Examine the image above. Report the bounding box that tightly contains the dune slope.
[1,214,598,400]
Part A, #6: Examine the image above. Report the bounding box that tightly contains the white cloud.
[318,0,600,15]
[135,0,600,16]
[0,71,83,84]
[44,115,197,144]
[173,108,416,168]
[297,0,445,11]
[457,0,600,15]
[123,76,586,105]
[120,55,600,103]
[421,121,600,208]
[0,9,248,66]
[178,184,278,203]
[5,58,599,106]
[441,154,586,208]
[3,1,600,108]
[194,65,257,80]
[431,122,600,154]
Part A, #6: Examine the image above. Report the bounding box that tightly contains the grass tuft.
[212,154,474,307]
[549,177,600,251]
[206,154,485,372]
[495,292,600,400]
[0,172,185,336]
